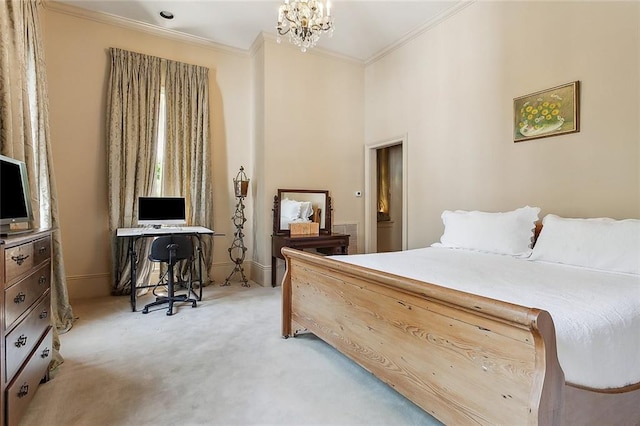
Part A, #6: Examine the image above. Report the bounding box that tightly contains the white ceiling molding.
[45,1,471,66]
[365,0,476,65]
[45,1,248,57]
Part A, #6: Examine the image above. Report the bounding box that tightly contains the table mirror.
[273,189,331,235]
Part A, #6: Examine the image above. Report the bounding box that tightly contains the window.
[152,88,167,197]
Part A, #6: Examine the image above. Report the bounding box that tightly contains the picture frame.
[513,81,580,142]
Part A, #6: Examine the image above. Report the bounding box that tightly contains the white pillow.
[530,214,640,275]
[299,201,314,221]
[280,198,301,229]
[432,206,540,257]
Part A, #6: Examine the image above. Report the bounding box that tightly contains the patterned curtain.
[107,50,212,292]
[164,60,213,282]
[107,48,162,294]
[0,0,75,369]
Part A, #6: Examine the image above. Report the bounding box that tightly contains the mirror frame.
[273,189,332,235]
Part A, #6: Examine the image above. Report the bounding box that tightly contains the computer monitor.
[137,197,186,227]
[0,154,34,235]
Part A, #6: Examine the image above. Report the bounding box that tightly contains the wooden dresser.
[0,229,54,426]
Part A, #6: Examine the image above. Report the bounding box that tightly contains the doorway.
[364,136,407,253]
[376,144,403,252]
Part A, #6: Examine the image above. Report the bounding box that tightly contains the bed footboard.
[281,248,565,425]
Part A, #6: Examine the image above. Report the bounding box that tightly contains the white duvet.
[332,247,640,389]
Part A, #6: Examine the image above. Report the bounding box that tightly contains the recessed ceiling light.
[159,11,174,20]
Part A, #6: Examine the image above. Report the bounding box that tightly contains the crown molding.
[44,0,249,57]
[365,0,476,66]
[257,32,365,66]
[43,0,471,66]
[249,32,266,58]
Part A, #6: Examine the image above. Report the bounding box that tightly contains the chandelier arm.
[283,15,297,25]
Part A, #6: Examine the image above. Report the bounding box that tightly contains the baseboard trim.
[66,261,269,300]
[249,259,285,287]
[66,273,112,300]
[249,260,270,287]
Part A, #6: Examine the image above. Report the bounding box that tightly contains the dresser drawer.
[32,236,52,266]
[4,263,51,329]
[5,326,53,426]
[4,293,51,381]
[4,243,34,285]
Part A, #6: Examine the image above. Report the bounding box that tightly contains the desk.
[116,226,215,311]
[271,233,349,287]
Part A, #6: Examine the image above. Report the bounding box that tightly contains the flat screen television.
[137,196,186,227]
[0,155,34,236]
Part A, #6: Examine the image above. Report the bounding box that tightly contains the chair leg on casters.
[187,262,197,308]
[167,268,175,316]
[142,254,198,315]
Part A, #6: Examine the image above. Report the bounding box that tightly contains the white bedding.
[332,247,640,389]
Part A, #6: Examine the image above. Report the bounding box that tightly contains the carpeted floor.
[20,283,442,426]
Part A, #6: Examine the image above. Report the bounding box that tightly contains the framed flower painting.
[513,81,580,142]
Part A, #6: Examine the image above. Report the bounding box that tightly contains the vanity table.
[271,233,349,287]
[271,189,349,287]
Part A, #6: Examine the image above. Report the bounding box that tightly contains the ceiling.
[55,0,463,61]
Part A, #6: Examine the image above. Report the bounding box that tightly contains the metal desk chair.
[142,235,197,316]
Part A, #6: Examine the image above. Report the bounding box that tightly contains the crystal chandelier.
[276,0,334,52]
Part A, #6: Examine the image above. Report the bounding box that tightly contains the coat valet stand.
[223,167,250,287]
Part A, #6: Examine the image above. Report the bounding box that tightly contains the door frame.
[364,134,408,254]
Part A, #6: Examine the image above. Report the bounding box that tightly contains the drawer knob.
[13,292,27,304]
[41,347,50,358]
[15,334,28,348]
[18,383,29,398]
[38,246,47,254]
[39,310,49,319]
[11,254,30,266]
[39,275,47,285]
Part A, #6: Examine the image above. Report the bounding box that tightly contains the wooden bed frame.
[281,247,640,425]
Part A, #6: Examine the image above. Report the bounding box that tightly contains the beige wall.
[249,41,266,285]
[41,4,252,298]
[255,39,365,284]
[365,1,640,248]
[41,1,638,298]
[40,5,364,296]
